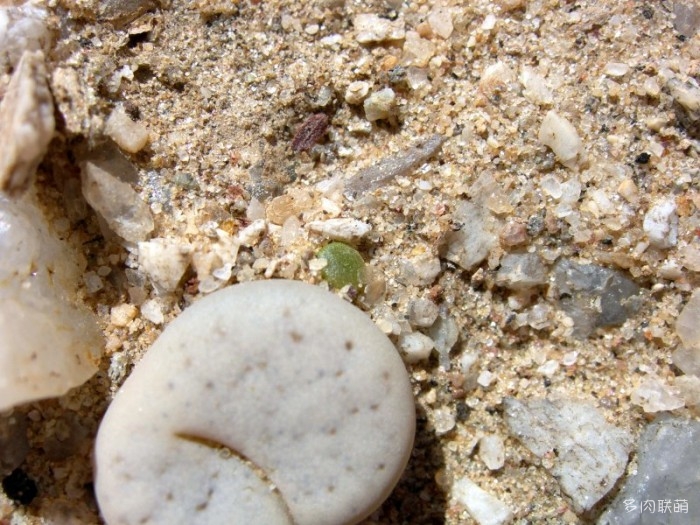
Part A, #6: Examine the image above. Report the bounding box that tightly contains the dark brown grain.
[291,113,329,152]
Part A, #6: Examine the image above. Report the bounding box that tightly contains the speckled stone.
[94,279,415,525]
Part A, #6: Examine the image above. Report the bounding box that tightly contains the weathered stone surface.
[598,415,700,525]
[495,253,548,290]
[441,201,497,271]
[0,50,54,195]
[505,397,632,512]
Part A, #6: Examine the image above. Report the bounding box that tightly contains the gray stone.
[495,253,548,290]
[504,397,632,512]
[552,259,641,338]
[598,415,700,525]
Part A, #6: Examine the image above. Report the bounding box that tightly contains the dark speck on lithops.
[317,242,366,289]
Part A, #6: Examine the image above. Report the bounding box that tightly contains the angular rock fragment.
[520,66,553,106]
[505,397,632,512]
[598,415,700,525]
[51,66,91,136]
[452,477,513,525]
[495,253,548,290]
[138,238,193,294]
[105,106,150,154]
[441,201,497,272]
[643,198,678,249]
[353,13,405,44]
[630,375,685,413]
[399,252,441,286]
[428,310,458,370]
[81,161,154,243]
[551,259,641,338]
[0,50,54,195]
[428,7,453,39]
[0,194,102,411]
[363,88,396,122]
[673,0,700,39]
[668,78,700,137]
[0,2,49,74]
[478,434,505,471]
[402,31,435,68]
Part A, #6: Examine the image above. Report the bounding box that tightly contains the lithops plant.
[317,241,366,289]
[94,279,415,525]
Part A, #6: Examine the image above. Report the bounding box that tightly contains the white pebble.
[104,106,150,154]
[140,298,164,325]
[236,218,267,246]
[110,303,137,328]
[307,218,371,242]
[479,434,505,470]
[363,88,396,122]
[603,62,630,77]
[344,81,370,105]
[401,253,441,286]
[631,375,685,413]
[643,199,678,249]
[520,66,553,106]
[428,7,453,39]
[138,238,193,293]
[402,31,435,68]
[353,13,405,44]
[94,280,415,525]
[482,14,497,31]
[432,407,456,435]
[538,110,585,170]
[397,332,435,363]
[452,477,513,525]
[477,370,494,388]
[537,360,559,377]
[409,298,439,327]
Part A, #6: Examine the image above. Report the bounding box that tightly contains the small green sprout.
[317,242,366,289]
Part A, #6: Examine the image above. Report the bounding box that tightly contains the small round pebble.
[94,280,415,525]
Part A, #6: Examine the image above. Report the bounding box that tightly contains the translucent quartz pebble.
[95,280,415,525]
[552,259,641,338]
[0,194,102,411]
[598,415,700,525]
